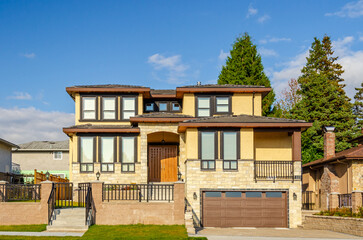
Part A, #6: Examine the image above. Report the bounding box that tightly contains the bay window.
[121,136,136,172]
[80,137,95,172]
[100,137,115,172]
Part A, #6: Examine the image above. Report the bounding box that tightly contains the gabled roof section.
[176,84,271,98]
[14,140,67,151]
[303,145,363,168]
[149,89,176,98]
[130,112,194,123]
[66,84,151,98]
[0,138,19,149]
[178,114,312,132]
[63,124,140,134]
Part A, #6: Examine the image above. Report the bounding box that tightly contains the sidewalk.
[0,231,84,237]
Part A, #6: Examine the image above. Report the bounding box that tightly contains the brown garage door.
[202,191,287,228]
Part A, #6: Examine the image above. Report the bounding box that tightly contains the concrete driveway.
[190,228,362,240]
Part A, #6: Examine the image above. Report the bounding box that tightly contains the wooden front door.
[148,145,178,182]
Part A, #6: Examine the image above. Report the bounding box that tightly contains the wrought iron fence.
[338,194,352,208]
[103,184,174,202]
[302,191,315,210]
[85,185,96,226]
[254,161,294,181]
[78,183,91,207]
[0,184,41,202]
[54,183,73,208]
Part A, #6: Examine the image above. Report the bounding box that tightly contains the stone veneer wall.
[185,160,302,228]
[304,215,363,237]
[352,160,363,192]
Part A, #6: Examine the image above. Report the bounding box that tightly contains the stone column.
[329,193,339,210]
[352,191,363,213]
[173,182,185,225]
[40,181,54,223]
[0,181,8,202]
[91,181,104,224]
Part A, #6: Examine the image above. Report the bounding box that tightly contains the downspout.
[252,92,255,116]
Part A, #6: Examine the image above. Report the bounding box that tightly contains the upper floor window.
[100,137,115,172]
[80,137,95,172]
[102,97,117,120]
[82,97,97,120]
[172,102,180,111]
[200,131,217,170]
[145,103,154,112]
[197,97,211,117]
[158,102,168,111]
[216,97,230,113]
[144,101,182,113]
[122,97,136,120]
[53,151,62,160]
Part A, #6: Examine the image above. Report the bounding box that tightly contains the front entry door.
[148,145,178,182]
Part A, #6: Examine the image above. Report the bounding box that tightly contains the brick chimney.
[324,126,335,160]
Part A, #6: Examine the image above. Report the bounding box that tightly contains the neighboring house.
[0,138,18,174]
[302,127,363,212]
[63,84,312,228]
[12,140,70,179]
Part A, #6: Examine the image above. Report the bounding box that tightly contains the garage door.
[202,191,287,228]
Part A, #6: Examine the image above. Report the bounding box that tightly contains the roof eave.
[66,87,151,98]
[62,127,140,134]
[130,117,195,123]
[175,87,272,98]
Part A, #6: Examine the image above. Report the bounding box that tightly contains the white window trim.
[53,151,63,160]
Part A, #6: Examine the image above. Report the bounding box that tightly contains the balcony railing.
[338,194,352,208]
[103,184,174,202]
[254,161,294,182]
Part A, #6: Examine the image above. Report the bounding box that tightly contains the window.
[226,192,241,198]
[205,192,221,197]
[145,103,154,112]
[121,137,136,172]
[122,97,136,120]
[53,151,62,160]
[222,131,238,170]
[200,131,216,170]
[266,192,282,198]
[100,137,115,172]
[246,192,262,198]
[216,97,229,113]
[102,97,116,120]
[158,102,168,111]
[80,137,94,172]
[197,97,211,117]
[82,97,96,120]
[171,102,180,111]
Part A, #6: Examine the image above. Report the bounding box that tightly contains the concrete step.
[48,208,89,232]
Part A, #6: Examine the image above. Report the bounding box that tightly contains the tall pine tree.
[290,35,356,163]
[353,83,363,130]
[218,33,275,116]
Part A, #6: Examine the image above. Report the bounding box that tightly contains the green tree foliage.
[290,35,356,163]
[218,33,275,116]
[353,83,363,129]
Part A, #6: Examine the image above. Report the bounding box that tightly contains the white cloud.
[22,53,36,59]
[218,50,229,61]
[258,14,270,23]
[246,4,258,18]
[0,107,74,144]
[7,92,32,100]
[148,53,189,84]
[259,47,278,57]
[325,0,363,18]
[260,37,291,44]
[332,36,354,56]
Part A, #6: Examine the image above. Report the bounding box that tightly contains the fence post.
[329,193,339,210]
[40,181,53,223]
[90,181,103,224]
[352,191,363,213]
[173,182,185,225]
[0,181,8,202]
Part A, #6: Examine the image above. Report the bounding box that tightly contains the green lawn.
[0,224,46,232]
[0,225,207,240]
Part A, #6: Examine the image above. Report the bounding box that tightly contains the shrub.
[315,207,362,218]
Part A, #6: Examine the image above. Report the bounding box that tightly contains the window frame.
[145,102,155,112]
[80,96,98,121]
[78,136,96,173]
[171,102,181,112]
[157,101,169,112]
[98,136,117,173]
[198,130,218,171]
[119,136,138,172]
[100,96,118,121]
[121,96,138,121]
[196,96,212,117]
[220,130,240,170]
[215,96,232,114]
[195,95,232,117]
[53,151,63,160]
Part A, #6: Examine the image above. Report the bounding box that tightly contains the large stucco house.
[63,84,312,228]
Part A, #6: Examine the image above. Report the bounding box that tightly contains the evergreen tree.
[290,35,356,163]
[218,33,275,116]
[353,83,363,129]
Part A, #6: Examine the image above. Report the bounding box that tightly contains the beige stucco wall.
[254,132,292,161]
[0,143,11,173]
[182,93,195,116]
[352,160,363,192]
[232,93,262,116]
[12,151,69,172]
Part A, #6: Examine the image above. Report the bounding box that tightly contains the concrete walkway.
[191,228,362,240]
[0,231,85,237]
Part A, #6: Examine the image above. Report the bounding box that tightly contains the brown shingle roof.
[67,84,148,89]
[63,124,140,134]
[134,112,193,118]
[183,114,307,123]
[303,145,363,168]
[150,89,176,95]
[179,84,268,88]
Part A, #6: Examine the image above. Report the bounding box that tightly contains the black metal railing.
[48,184,56,225]
[338,194,352,208]
[54,183,73,208]
[0,184,41,202]
[78,183,90,207]
[85,186,96,226]
[103,184,174,202]
[254,161,294,181]
[302,191,315,210]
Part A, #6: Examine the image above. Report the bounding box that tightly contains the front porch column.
[329,193,339,209]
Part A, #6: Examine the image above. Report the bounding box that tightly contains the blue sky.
[0,0,362,143]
